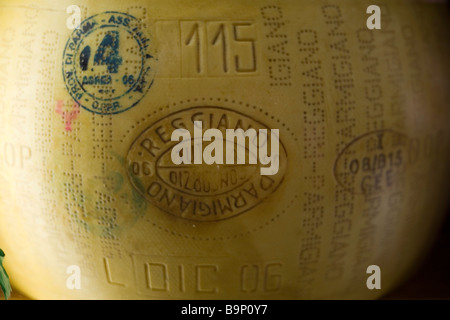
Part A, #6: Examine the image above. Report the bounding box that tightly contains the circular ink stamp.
[126,106,288,222]
[62,12,156,115]
[334,129,413,195]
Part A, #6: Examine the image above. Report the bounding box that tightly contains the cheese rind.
[0,0,449,299]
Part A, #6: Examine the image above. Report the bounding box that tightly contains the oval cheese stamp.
[334,130,411,196]
[127,106,287,222]
[63,11,156,115]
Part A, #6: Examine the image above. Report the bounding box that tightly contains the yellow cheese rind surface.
[0,0,449,299]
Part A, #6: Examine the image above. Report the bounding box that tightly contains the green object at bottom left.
[0,249,12,300]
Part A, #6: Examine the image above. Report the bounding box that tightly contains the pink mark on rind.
[55,100,81,131]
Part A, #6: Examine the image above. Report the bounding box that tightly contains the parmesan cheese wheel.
[0,0,449,299]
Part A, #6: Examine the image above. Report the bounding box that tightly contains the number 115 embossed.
[155,20,258,78]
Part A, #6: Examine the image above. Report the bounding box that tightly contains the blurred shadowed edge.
[381,0,450,300]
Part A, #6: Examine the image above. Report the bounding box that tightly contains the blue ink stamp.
[63,12,156,115]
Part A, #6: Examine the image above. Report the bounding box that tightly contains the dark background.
[382,206,450,299]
